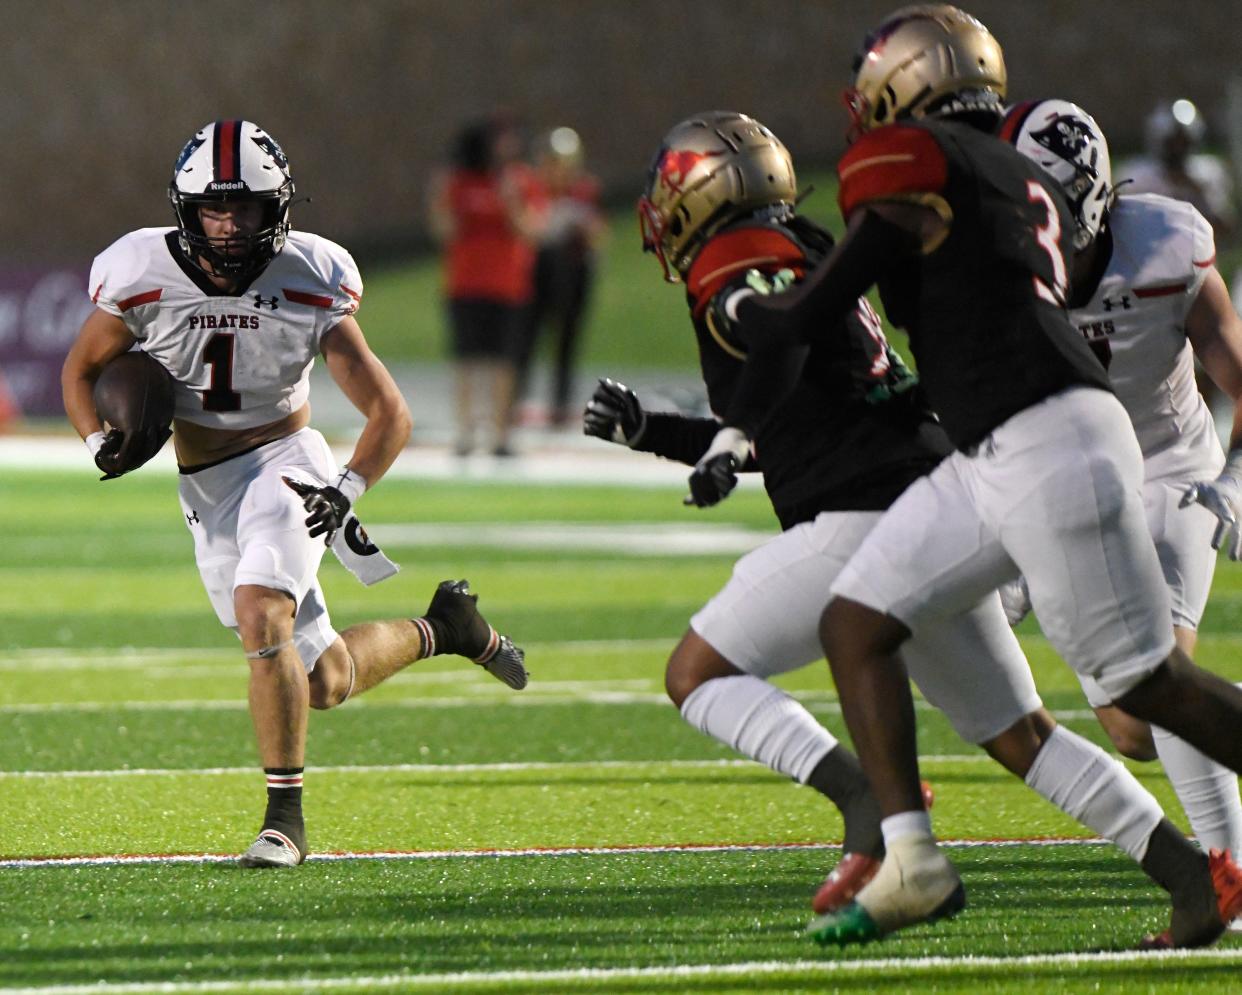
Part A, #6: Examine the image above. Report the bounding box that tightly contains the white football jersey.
[88,227,362,430]
[1070,194,1221,482]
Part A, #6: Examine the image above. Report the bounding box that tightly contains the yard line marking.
[0,639,675,670]
[3,947,1240,994]
[0,836,1110,869]
[371,521,772,556]
[0,694,1104,722]
[0,755,996,779]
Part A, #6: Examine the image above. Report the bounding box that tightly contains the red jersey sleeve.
[837,125,949,220]
[686,227,808,318]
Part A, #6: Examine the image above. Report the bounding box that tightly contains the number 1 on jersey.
[202,332,241,412]
[1026,180,1068,307]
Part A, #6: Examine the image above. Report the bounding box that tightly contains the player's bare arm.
[1180,265,1242,556]
[61,308,137,440]
[1186,266,1242,449]
[320,315,412,487]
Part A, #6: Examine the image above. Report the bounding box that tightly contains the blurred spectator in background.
[1121,100,1240,429]
[513,127,605,429]
[427,114,542,457]
[1122,100,1237,242]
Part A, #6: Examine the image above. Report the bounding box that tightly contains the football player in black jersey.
[709,6,1242,948]
[585,110,1227,927]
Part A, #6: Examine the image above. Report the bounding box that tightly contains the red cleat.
[1139,848,1242,949]
[812,782,934,914]
[812,852,881,914]
[1210,848,1242,924]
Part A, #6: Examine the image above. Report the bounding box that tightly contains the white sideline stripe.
[371,521,772,556]
[0,755,994,780]
[4,939,1239,995]
[0,836,1108,870]
[0,694,1103,721]
[0,639,675,671]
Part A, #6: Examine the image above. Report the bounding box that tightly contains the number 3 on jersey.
[202,332,241,412]
[1026,180,1068,307]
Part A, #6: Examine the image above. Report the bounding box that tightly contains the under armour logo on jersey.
[186,509,200,526]
[1102,294,1132,312]
[253,294,279,310]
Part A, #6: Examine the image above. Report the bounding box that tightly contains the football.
[93,350,175,466]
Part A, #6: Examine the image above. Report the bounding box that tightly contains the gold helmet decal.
[845,5,1007,136]
[638,111,797,282]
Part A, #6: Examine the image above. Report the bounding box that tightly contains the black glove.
[684,427,750,508]
[583,378,646,446]
[282,477,351,544]
[95,425,172,481]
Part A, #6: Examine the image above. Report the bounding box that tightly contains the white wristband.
[85,431,106,458]
[334,468,367,505]
[702,426,751,465]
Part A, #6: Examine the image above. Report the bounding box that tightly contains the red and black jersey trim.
[1133,282,1188,299]
[213,119,243,184]
[283,289,334,309]
[685,227,808,319]
[116,289,163,312]
[837,125,949,219]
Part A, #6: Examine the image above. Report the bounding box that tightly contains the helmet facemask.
[168,120,295,281]
[170,189,293,279]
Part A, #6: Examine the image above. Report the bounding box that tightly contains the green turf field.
[2,468,1241,992]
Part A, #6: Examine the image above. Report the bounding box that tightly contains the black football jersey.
[837,120,1110,450]
[636,215,949,529]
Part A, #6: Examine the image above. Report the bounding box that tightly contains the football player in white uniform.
[1004,99,1242,876]
[62,121,528,869]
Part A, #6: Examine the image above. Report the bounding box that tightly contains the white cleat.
[854,834,965,934]
[238,829,303,868]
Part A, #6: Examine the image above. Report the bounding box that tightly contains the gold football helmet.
[638,111,797,282]
[845,5,1007,136]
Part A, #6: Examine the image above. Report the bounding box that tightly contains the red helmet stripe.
[998,100,1039,144]
[214,120,241,182]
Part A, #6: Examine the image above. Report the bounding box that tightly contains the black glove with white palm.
[1181,449,1242,559]
[282,468,367,546]
[583,378,647,447]
[685,426,751,508]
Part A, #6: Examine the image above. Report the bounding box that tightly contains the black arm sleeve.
[632,412,759,471]
[723,208,917,435]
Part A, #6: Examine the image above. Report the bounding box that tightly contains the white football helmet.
[1002,99,1112,250]
[168,120,295,278]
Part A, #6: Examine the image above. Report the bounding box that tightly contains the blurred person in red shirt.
[514,127,605,428]
[428,115,542,456]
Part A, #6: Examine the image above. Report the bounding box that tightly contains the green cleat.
[806,901,884,947]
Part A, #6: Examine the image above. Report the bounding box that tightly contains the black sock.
[262,767,306,855]
[805,745,883,858]
[1141,818,1219,945]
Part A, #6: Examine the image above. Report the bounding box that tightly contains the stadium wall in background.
[1,1,1234,414]
[4,0,1236,265]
